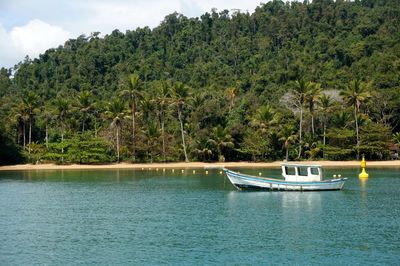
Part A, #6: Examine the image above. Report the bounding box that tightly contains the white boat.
[224,163,347,191]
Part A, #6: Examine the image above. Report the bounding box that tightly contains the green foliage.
[240,129,271,161]
[1,0,400,163]
[43,132,113,164]
[66,133,114,164]
[359,122,391,160]
[325,128,356,160]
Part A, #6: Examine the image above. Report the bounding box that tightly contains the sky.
[0,0,263,69]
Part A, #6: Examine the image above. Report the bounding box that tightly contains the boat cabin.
[281,163,322,182]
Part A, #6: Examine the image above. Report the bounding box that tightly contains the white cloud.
[0,24,22,68]
[0,19,72,68]
[10,19,72,59]
[184,0,261,14]
[78,0,181,34]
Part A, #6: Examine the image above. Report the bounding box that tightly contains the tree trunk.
[161,117,166,162]
[298,107,303,159]
[61,131,64,164]
[354,106,359,160]
[285,141,289,161]
[45,123,48,148]
[131,95,136,161]
[311,113,315,137]
[178,108,189,162]
[23,123,26,149]
[116,126,120,163]
[29,115,32,153]
[323,121,326,159]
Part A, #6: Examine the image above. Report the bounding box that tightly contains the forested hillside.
[1,0,399,165]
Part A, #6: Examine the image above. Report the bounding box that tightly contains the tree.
[291,79,312,159]
[318,93,335,159]
[340,80,372,159]
[14,103,29,149]
[278,124,297,161]
[37,103,55,148]
[55,97,70,163]
[120,73,142,161]
[156,81,170,162]
[250,105,277,132]
[76,90,94,132]
[22,91,40,152]
[305,82,321,136]
[393,132,400,145]
[170,82,190,162]
[143,121,160,163]
[105,99,127,162]
[207,125,234,162]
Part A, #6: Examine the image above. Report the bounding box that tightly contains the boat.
[223,163,347,191]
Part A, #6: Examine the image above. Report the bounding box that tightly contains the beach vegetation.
[0,0,399,164]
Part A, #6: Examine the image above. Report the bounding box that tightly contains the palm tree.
[331,111,352,128]
[340,80,372,159]
[76,90,93,132]
[306,82,321,136]
[143,121,160,163]
[193,137,213,162]
[393,132,400,145]
[37,103,55,148]
[156,81,170,162]
[23,91,40,152]
[249,105,277,157]
[14,103,29,149]
[170,82,190,162]
[207,125,234,162]
[105,99,127,163]
[120,73,142,161]
[292,79,312,158]
[278,124,297,161]
[55,97,70,163]
[318,93,335,159]
[140,94,156,124]
[251,105,277,133]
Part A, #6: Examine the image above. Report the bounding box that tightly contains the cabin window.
[310,168,319,175]
[298,167,308,176]
[285,167,296,176]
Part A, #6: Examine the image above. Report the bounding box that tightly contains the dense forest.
[1,0,400,165]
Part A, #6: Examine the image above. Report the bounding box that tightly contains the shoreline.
[1,161,400,171]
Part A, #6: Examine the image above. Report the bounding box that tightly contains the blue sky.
[0,0,263,69]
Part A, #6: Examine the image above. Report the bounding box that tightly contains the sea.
[0,167,399,265]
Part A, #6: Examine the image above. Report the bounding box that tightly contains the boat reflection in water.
[227,190,321,212]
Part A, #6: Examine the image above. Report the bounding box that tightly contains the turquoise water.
[0,167,399,265]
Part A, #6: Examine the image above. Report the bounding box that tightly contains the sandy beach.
[1,160,400,171]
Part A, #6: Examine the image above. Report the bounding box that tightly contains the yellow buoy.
[219,171,222,174]
[359,155,369,179]
[258,172,262,176]
[193,170,196,174]
[205,170,208,174]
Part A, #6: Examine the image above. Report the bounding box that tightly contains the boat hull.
[224,169,347,191]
